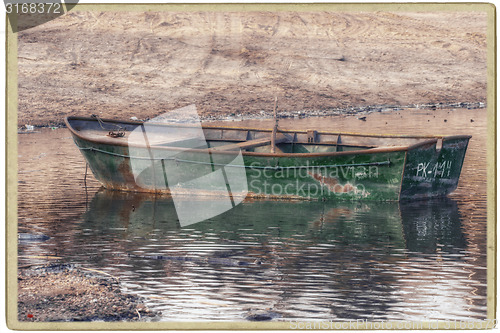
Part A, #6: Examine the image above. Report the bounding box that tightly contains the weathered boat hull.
[400,136,470,200]
[66,117,470,201]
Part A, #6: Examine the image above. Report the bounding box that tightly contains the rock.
[246,310,280,321]
[18,233,50,242]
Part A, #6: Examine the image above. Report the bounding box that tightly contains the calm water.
[18,108,488,321]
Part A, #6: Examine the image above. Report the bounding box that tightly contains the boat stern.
[399,135,471,200]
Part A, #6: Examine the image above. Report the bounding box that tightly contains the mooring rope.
[76,145,391,170]
[91,114,125,137]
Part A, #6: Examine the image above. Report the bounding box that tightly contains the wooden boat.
[65,116,470,201]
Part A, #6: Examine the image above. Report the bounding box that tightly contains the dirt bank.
[18,264,159,322]
[17,10,487,126]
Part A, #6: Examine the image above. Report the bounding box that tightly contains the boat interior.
[66,116,461,154]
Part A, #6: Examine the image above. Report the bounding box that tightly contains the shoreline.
[18,101,485,130]
[17,264,160,322]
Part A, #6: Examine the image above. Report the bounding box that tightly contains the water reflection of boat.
[78,190,471,321]
[66,116,470,201]
[399,197,466,254]
[82,189,465,253]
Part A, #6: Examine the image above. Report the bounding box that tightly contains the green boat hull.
[400,137,470,200]
[72,133,469,202]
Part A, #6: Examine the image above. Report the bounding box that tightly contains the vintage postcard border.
[6,2,497,330]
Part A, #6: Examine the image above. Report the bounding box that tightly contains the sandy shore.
[18,264,159,322]
[16,10,487,126]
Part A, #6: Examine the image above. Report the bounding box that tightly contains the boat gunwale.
[64,116,471,158]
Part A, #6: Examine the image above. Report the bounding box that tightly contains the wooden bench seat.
[211,135,288,151]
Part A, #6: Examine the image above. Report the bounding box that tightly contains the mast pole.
[271,96,278,153]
